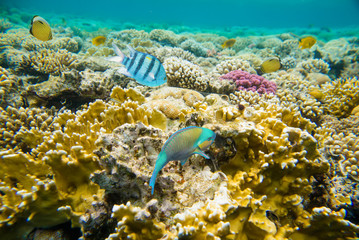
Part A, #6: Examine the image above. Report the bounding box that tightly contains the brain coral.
[220,69,277,94]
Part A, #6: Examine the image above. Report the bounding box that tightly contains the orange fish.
[92,36,106,46]
[299,36,316,49]
[221,38,236,48]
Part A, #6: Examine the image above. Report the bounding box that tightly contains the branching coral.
[145,47,195,62]
[321,77,359,117]
[215,58,256,75]
[297,59,330,74]
[220,69,277,94]
[0,87,168,238]
[164,57,208,92]
[108,202,167,240]
[149,29,184,46]
[19,49,77,76]
[0,18,11,32]
[22,37,80,53]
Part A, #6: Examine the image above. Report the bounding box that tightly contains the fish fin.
[112,43,125,62]
[149,152,168,195]
[180,158,188,166]
[106,56,124,63]
[149,72,155,80]
[126,45,136,57]
[117,67,132,78]
[194,148,210,159]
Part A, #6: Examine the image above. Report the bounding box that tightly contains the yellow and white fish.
[29,15,52,41]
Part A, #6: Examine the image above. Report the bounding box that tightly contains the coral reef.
[220,69,277,94]
[19,49,77,76]
[321,77,359,117]
[215,58,256,75]
[0,9,359,240]
[297,59,330,74]
[164,57,208,92]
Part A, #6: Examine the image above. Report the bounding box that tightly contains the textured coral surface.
[0,7,359,240]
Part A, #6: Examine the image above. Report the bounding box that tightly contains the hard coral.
[221,69,277,94]
[164,57,208,92]
[20,49,77,76]
[322,77,359,117]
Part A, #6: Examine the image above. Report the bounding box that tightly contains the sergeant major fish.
[149,126,216,195]
[109,43,167,87]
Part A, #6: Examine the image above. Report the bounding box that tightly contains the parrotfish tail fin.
[108,43,125,63]
[180,158,189,166]
[194,148,210,159]
[149,152,168,195]
[149,169,159,195]
[126,45,136,58]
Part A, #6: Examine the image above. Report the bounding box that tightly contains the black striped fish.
[109,43,167,87]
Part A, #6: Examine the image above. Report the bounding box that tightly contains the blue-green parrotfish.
[149,126,216,195]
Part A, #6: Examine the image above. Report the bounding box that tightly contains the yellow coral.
[109,202,167,240]
[322,77,359,117]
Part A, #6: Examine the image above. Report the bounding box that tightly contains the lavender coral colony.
[220,69,277,94]
[0,4,359,240]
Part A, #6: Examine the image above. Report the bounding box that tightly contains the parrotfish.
[109,43,167,87]
[149,126,216,195]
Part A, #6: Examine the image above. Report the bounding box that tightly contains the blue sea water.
[1,0,359,32]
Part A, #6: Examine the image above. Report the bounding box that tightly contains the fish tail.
[149,169,159,195]
[149,152,167,195]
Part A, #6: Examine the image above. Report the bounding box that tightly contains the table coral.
[220,69,277,94]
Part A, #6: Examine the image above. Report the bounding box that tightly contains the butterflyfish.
[221,38,236,48]
[149,126,216,194]
[260,57,282,74]
[92,36,106,46]
[299,36,316,49]
[29,15,52,41]
[109,43,167,87]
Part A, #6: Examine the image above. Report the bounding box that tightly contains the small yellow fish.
[92,36,106,46]
[260,57,282,73]
[308,89,324,100]
[29,15,52,41]
[221,38,236,48]
[299,36,316,49]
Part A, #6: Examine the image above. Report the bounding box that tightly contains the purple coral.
[220,70,277,94]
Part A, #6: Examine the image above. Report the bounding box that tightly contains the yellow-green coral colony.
[0,4,358,240]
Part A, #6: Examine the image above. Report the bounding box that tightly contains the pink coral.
[220,70,277,94]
